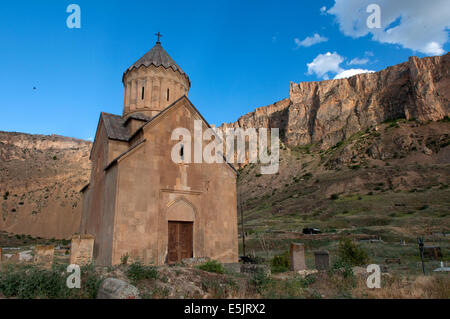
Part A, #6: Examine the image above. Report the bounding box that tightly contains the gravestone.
[34,245,54,268]
[290,243,306,271]
[314,250,329,270]
[70,234,95,266]
[97,278,140,299]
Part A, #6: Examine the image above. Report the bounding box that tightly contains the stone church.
[80,38,238,266]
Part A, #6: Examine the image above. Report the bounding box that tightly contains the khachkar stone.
[314,250,330,271]
[290,243,306,271]
[34,245,54,268]
[70,234,95,266]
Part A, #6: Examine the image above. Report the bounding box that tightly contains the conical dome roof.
[124,42,189,81]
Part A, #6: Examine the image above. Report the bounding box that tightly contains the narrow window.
[180,144,184,161]
[167,88,170,101]
[141,87,145,100]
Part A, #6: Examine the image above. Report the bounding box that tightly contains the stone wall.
[82,98,238,266]
[34,245,54,268]
[70,234,95,265]
[123,65,190,118]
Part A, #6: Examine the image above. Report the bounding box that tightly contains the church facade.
[80,40,238,266]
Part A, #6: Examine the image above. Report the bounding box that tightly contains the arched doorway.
[166,198,195,264]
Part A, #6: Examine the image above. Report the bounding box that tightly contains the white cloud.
[87,137,94,141]
[307,52,375,80]
[348,57,369,65]
[334,69,375,79]
[294,33,328,48]
[320,6,327,15]
[327,0,449,56]
[307,52,344,79]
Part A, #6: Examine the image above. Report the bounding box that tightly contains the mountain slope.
[0,53,448,240]
[0,131,91,239]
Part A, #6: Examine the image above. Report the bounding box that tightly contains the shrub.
[197,260,225,274]
[440,115,450,123]
[337,237,369,266]
[330,194,339,200]
[270,251,290,273]
[126,262,158,283]
[249,268,271,294]
[120,253,129,265]
[330,260,354,278]
[0,263,102,299]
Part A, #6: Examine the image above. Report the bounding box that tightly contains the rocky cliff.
[0,131,91,239]
[0,53,448,240]
[223,53,449,149]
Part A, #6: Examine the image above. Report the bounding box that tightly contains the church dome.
[124,42,189,81]
[122,39,190,118]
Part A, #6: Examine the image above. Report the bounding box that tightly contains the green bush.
[249,269,271,294]
[120,253,130,265]
[0,263,102,299]
[330,260,354,279]
[126,262,158,283]
[337,237,369,266]
[197,260,225,274]
[270,251,290,273]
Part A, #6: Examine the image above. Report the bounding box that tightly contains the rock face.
[0,131,91,239]
[223,53,449,149]
[97,278,140,299]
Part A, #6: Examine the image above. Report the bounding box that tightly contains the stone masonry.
[290,243,306,271]
[70,234,95,266]
[34,245,54,268]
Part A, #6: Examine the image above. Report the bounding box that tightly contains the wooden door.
[168,221,193,264]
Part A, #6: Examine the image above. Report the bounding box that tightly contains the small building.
[80,39,238,266]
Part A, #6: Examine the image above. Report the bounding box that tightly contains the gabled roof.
[124,113,152,124]
[100,112,130,141]
[126,95,238,175]
[124,42,189,83]
[99,96,237,175]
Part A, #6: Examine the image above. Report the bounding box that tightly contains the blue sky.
[0,0,448,140]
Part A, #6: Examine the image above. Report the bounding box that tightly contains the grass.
[126,262,158,284]
[0,263,102,299]
[197,260,225,274]
[270,251,290,273]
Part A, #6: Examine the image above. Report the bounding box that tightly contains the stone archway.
[166,198,196,263]
[166,197,196,222]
